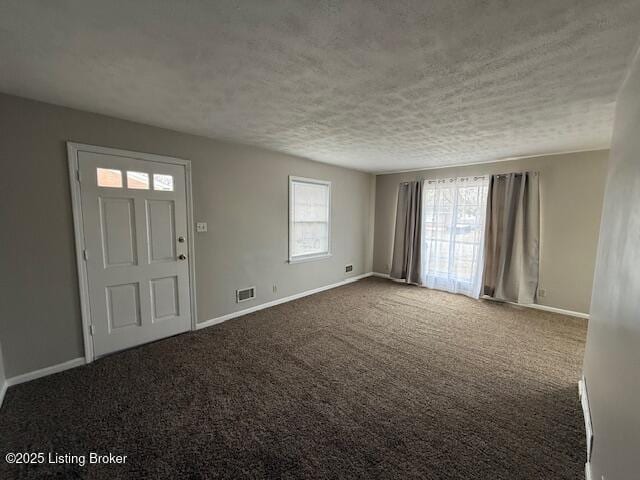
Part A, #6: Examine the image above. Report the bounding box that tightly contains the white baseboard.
[521,302,589,319]
[585,461,593,480]
[579,375,594,463]
[197,272,374,330]
[373,272,411,284]
[6,357,86,388]
[373,273,589,319]
[482,295,589,320]
[372,272,390,278]
[0,380,7,408]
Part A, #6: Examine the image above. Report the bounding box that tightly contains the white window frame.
[288,176,332,263]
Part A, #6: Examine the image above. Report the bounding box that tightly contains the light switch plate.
[196,222,208,233]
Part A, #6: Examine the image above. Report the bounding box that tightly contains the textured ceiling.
[1,1,639,172]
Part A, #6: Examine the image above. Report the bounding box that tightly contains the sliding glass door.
[421,177,489,298]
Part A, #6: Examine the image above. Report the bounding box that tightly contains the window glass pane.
[457,186,479,205]
[293,182,328,222]
[127,171,149,189]
[97,168,122,188]
[153,174,174,191]
[290,179,330,258]
[293,221,328,257]
[456,205,480,224]
[454,243,475,281]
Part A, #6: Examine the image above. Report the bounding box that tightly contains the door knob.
[178,254,187,260]
[178,236,185,243]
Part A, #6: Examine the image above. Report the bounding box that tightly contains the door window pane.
[97,168,123,188]
[153,174,174,191]
[127,171,149,189]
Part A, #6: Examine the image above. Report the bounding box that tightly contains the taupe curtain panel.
[482,172,540,304]
[390,181,423,284]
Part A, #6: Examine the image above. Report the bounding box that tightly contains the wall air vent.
[236,286,256,303]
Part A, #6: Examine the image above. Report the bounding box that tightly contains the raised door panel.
[146,199,176,263]
[99,197,137,267]
[106,283,141,330]
[150,276,179,322]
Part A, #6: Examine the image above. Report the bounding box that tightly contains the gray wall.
[0,93,375,378]
[582,46,640,479]
[373,150,608,313]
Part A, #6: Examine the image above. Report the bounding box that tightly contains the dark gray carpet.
[0,277,587,479]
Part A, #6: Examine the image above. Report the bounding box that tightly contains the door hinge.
[76,170,81,182]
[89,325,95,335]
[83,249,89,261]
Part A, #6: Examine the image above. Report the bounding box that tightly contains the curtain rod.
[401,171,539,185]
[422,176,485,184]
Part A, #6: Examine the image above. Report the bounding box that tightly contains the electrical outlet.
[538,288,546,298]
[196,222,208,233]
[272,285,277,293]
[345,264,353,273]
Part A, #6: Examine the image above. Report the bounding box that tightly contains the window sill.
[288,253,332,264]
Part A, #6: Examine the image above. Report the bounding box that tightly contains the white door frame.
[67,142,198,362]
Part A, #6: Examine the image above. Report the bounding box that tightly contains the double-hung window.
[288,176,331,262]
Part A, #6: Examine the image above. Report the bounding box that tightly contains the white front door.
[78,150,192,357]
